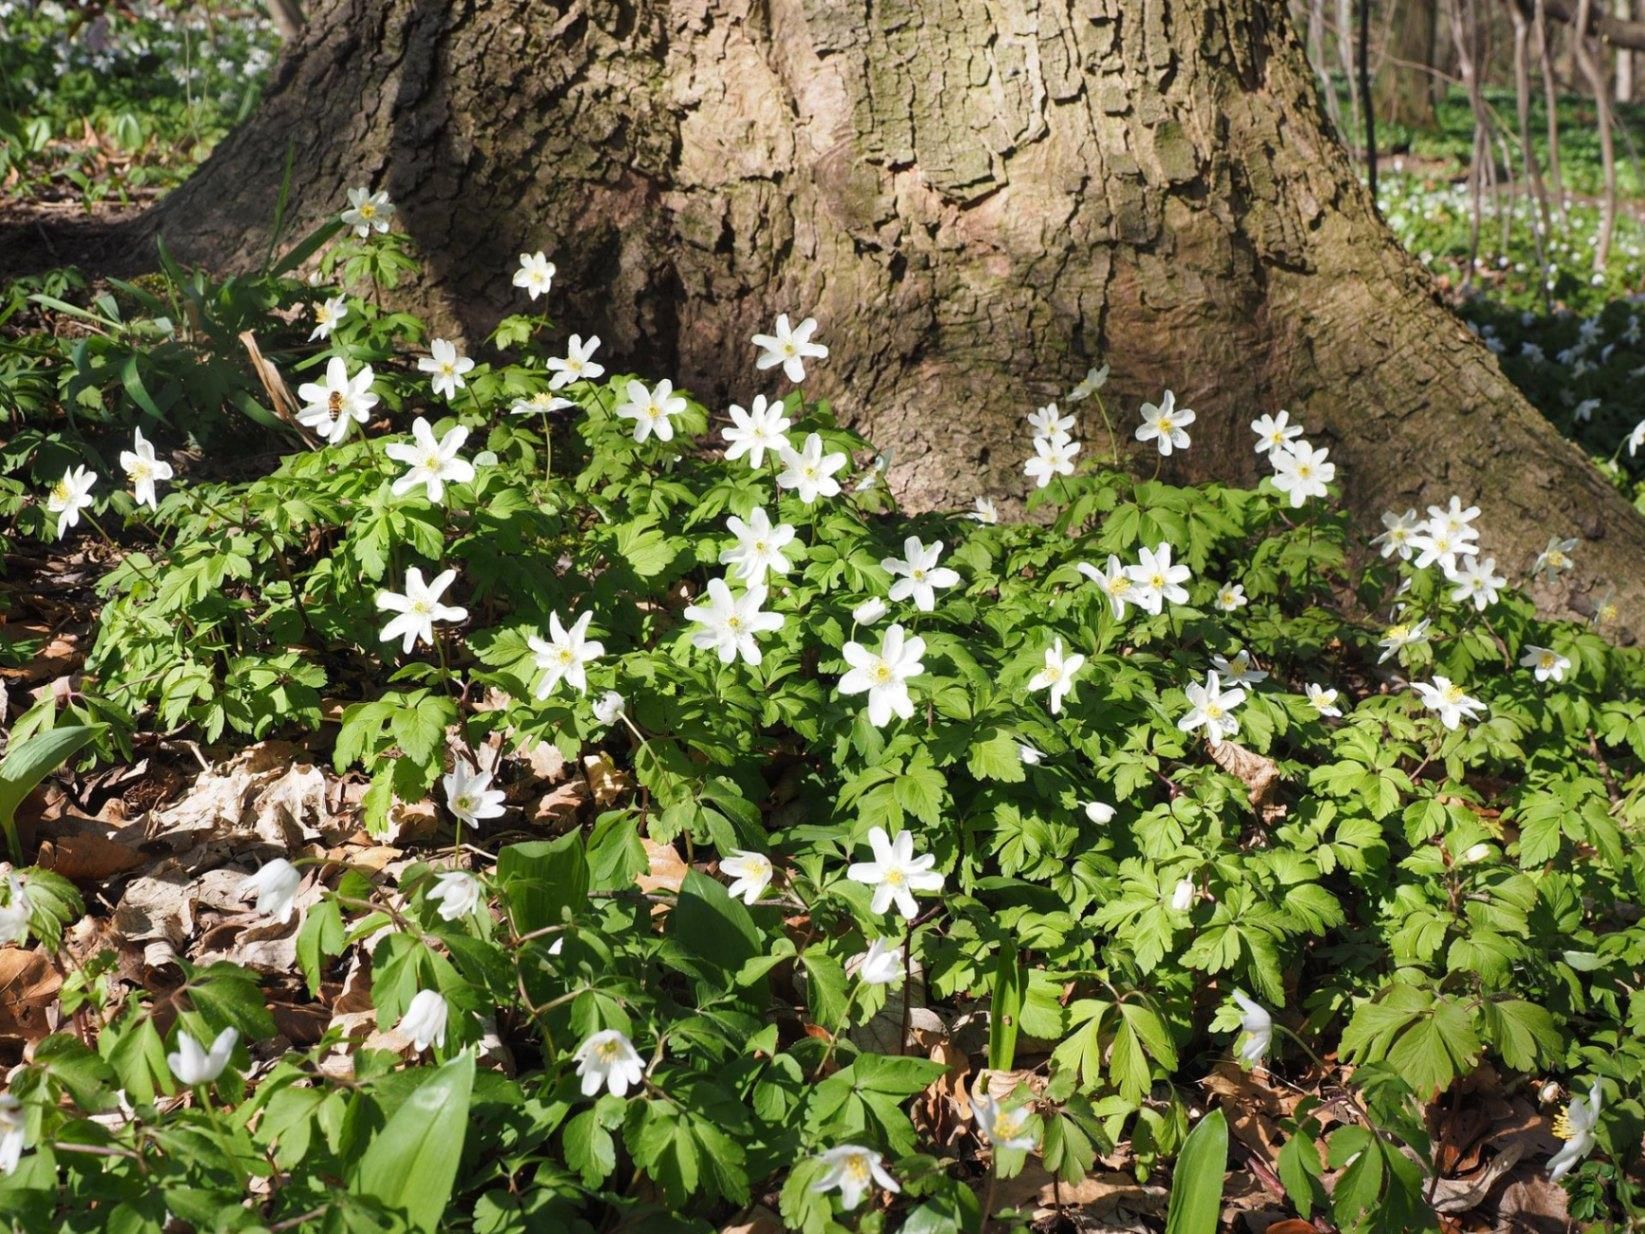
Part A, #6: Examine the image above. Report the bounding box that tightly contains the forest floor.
[1,8,1644,1234]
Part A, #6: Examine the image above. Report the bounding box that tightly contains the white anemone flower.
[839,624,925,727]
[721,394,792,467]
[528,611,604,698]
[1134,390,1194,455]
[167,1027,238,1086]
[46,465,97,539]
[683,578,784,666]
[573,1030,646,1098]
[720,509,797,584]
[1232,991,1272,1067]
[972,1079,1037,1151]
[881,537,960,612]
[1411,676,1486,729]
[776,432,848,503]
[752,313,827,383]
[296,356,378,443]
[546,334,604,389]
[1077,554,1137,620]
[853,937,904,985]
[427,871,484,921]
[395,989,449,1053]
[513,251,556,300]
[721,851,774,904]
[1547,1081,1602,1181]
[1520,645,1571,683]
[386,417,474,503]
[238,858,301,924]
[1126,543,1191,615]
[846,826,943,919]
[811,1145,899,1211]
[1178,670,1246,745]
[376,567,468,654]
[309,295,347,341]
[120,427,173,509]
[616,378,687,444]
[1023,434,1079,488]
[340,186,394,236]
[418,339,475,402]
[442,757,506,829]
[1028,637,1085,715]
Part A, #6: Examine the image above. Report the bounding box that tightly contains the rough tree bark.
[117,0,1645,633]
[1375,0,1441,130]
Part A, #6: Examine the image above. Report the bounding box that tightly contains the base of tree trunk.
[15,0,1645,639]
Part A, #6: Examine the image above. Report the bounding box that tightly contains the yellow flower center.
[994,1111,1024,1140]
[597,1040,623,1062]
[844,1154,871,1182]
[1443,683,1465,704]
[359,203,376,219]
[1552,1107,1576,1140]
[884,868,905,886]
[873,662,893,683]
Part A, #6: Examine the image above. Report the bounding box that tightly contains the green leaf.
[350,1051,475,1231]
[0,725,102,862]
[1165,1109,1227,1234]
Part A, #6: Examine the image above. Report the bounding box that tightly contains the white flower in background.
[1410,526,1478,574]
[1372,508,1423,561]
[846,826,943,919]
[683,578,784,666]
[1532,536,1578,582]
[167,1027,238,1086]
[1027,403,1075,439]
[721,394,792,467]
[0,1093,23,1175]
[546,334,604,389]
[1250,409,1304,454]
[839,624,925,727]
[1547,1081,1602,1181]
[427,871,483,921]
[528,610,604,698]
[1084,801,1116,824]
[0,875,28,946]
[1017,743,1043,766]
[1028,638,1085,715]
[296,356,378,443]
[238,858,301,924]
[854,936,904,985]
[852,597,888,625]
[1573,397,1600,423]
[1269,441,1336,507]
[1214,582,1247,612]
[1024,434,1079,488]
[1306,683,1342,718]
[970,497,999,524]
[1067,364,1109,402]
[510,390,575,417]
[1520,645,1571,683]
[882,537,960,612]
[512,251,556,300]
[721,851,774,905]
[442,757,506,829]
[721,509,797,584]
[1178,670,1246,745]
[972,1081,1036,1151]
[46,465,97,539]
[1232,992,1272,1067]
[120,428,173,510]
[396,990,449,1053]
[752,314,827,383]
[1377,618,1432,664]
[592,691,627,726]
[1629,420,1645,455]
[1169,878,1196,912]
[854,453,890,493]
[1127,543,1191,615]
[573,1030,645,1098]
[386,417,474,503]
[1448,556,1506,611]
[1412,676,1486,729]
[377,567,468,654]
[418,339,475,402]
[309,295,347,341]
[1077,555,1137,620]
[341,186,394,236]
[776,433,848,503]
[1134,390,1194,455]
[1427,496,1482,542]
[812,1146,899,1211]
[1212,650,1269,686]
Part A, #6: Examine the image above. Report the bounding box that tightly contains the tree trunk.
[1376,0,1441,131]
[119,0,1645,635]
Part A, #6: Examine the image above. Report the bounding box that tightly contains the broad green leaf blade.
[0,725,101,860]
[350,1051,475,1231]
[1165,1108,1227,1234]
